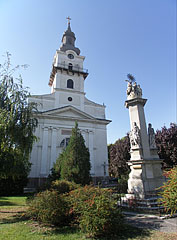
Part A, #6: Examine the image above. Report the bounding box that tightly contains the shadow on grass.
[51,226,81,235]
[113,224,151,240]
[48,224,151,240]
[0,201,19,207]
[0,213,28,225]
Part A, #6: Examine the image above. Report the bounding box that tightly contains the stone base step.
[118,194,164,213]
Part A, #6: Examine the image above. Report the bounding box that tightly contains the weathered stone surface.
[125,80,165,198]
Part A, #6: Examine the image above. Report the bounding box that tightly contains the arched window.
[60,138,70,149]
[67,79,74,89]
[68,63,73,71]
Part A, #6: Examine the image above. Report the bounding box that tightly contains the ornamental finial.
[66,16,71,25]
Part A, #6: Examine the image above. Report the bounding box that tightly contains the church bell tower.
[48,17,88,111]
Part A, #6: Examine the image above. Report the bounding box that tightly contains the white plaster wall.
[84,105,105,119]
[56,50,84,69]
[29,116,109,178]
[29,47,109,180]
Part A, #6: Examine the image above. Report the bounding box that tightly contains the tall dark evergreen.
[0,53,38,195]
[53,122,91,185]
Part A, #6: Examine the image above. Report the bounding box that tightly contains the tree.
[108,135,130,178]
[155,123,177,168]
[0,53,38,195]
[53,122,91,185]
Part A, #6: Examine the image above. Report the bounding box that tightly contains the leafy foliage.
[27,190,70,226]
[50,179,80,194]
[52,122,91,185]
[108,135,130,178]
[0,53,38,195]
[158,167,177,215]
[68,185,123,237]
[27,184,123,237]
[127,73,135,82]
[156,123,177,168]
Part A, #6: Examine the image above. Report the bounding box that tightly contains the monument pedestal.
[127,158,165,198]
[124,78,165,200]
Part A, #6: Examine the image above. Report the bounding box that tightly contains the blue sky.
[0,0,176,144]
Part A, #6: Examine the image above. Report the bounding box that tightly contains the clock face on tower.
[68,54,74,59]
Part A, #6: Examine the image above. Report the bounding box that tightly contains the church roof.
[59,20,80,55]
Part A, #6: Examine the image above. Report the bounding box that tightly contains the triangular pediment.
[41,105,95,120]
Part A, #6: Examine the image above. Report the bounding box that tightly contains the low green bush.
[158,166,177,215]
[27,190,70,226]
[27,184,123,237]
[68,185,123,238]
[51,180,80,194]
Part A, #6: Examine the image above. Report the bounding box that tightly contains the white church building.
[28,20,111,187]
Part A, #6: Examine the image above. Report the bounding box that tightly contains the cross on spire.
[66,16,71,24]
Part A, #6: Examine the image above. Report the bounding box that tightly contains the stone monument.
[125,76,165,198]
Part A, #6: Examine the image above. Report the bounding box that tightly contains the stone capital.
[125,98,147,108]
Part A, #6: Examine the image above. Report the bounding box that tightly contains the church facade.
[28,20,111,187]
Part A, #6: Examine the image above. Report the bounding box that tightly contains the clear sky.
[0,0,176,144]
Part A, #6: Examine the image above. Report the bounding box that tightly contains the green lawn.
[0,196,27,209]
[0,195,177,240]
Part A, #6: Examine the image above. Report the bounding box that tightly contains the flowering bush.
[158,167,177,215]
[27,190,70,226]
[68,185,123,237]
[27,184,123,237]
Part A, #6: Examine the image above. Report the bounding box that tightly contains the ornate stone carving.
[126,81,142,100]
[129,122,142,148]
[148,123,157,149]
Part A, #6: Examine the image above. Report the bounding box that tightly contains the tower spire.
[59,17,80,55]
[66,16,71,31]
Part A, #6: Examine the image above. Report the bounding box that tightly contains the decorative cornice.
[125,98,147,108]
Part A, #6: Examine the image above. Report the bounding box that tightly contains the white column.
[40,127,49,177]
[50,127,58,170]
[88,131,94,175]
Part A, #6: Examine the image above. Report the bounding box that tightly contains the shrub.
[68,185,123,237]
[51,180,80,194]
[27,190,70,226]
[158,167,177,215]
[117,174,129,194]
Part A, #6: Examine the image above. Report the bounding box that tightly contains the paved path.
[124,212,177,233]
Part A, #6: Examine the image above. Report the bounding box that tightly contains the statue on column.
[129,122,142,148]
[148,123,157,149]
[125,74,142,99]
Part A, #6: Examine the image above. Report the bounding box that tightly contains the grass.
[0,196,27,208]
[0,195,177,240]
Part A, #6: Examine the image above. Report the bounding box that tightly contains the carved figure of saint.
[148,123,156,148]
[129,122,141,148]
[127,82,132,95]
[137,84,142,97]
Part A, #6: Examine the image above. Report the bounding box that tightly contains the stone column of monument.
[125,79,165,198]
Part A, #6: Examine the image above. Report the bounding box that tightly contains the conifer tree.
[54,122,91,185]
